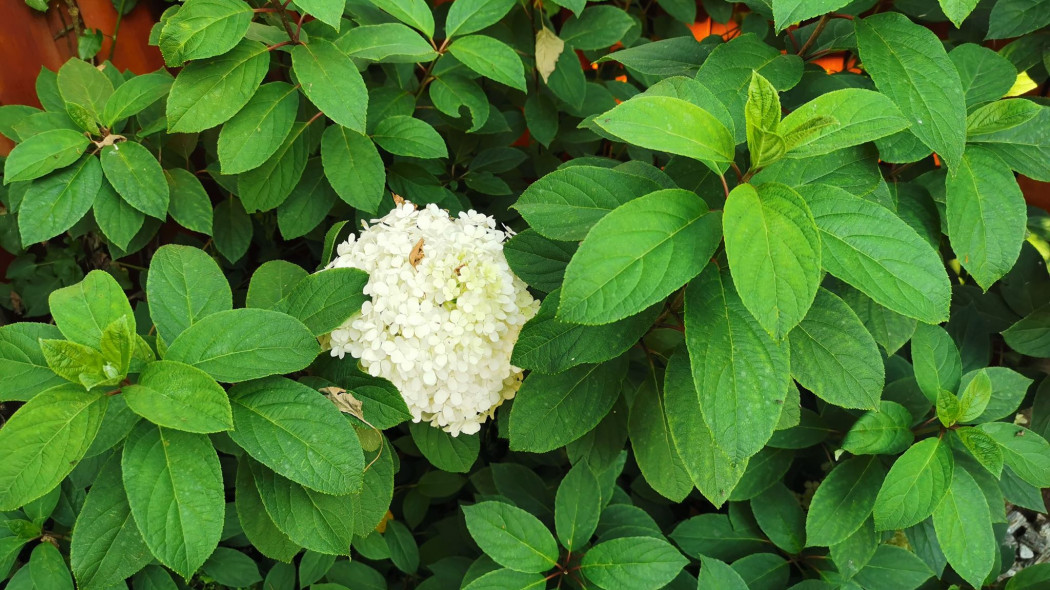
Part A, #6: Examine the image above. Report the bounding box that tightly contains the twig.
[797,14,829,57]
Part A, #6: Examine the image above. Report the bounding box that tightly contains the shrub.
[1,0,1050,588]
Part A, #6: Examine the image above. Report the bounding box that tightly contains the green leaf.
[408,422,479,472]
[966,98,1040,136]
[56,58,113,122]
[854,13,966,171]
[789,288,884,409]
[684,265,791,462]
[805,456,886,547]
[40,338,114,390]
[751,483,805,554]
[236,121,310,213]
[592,96,734,174]
[558,189,720,325]
[100,141,168,219]
[950,44,1016,109]
[560,6,635,51]
[49,269,133,349]
[247,260,308,310]
[165,308,320,383]
[431,75,490,132]
[0,323,66,402]
[463,501,558,573]
[853,544,934,589]
[1004,303,1050,357]
[123,360,232,433]
[201,547,262,587]
[799,183,951,324]
[842,401,913,455]
[372,115,447,159]
[121,422,224,578]
[147,244,232,345]
[70,456,152,589]
[744,71,783,168]
[448,35,526,92]
[597,37,712,78]
[509,357,628,453]
[911,323,962,403]
[724,183,820,338]
[277,159,337,240]
[937,392,960,427]
[873,437,954,531]
[779,89,909,157]
[445,0,516,38]
[837,284,917,356]
[966,367,1033,423]
[513,165,661,241]
[968,106,1050,182]
[462,568,546,590]
[955,427,1004,478]
[663,345,746,508]
[987,0,1050,39]
[3,129,89,183]
[772,0,850,32]
[554,462,601,552]
[945,146,1026,290]
[670,513,766,562]
[545,46,586,109]
[229,377,364,495]
[340,23,438,63]
[321,124,385,213]
[218,81,299,174]
[234,456,300,562]
[293,39,369,133]
[513,290,656,375]
[579,536,687,590]
[94,178,145,250]
[503,230,576,293]
[17,154,101,247]
[980,422,1050,488]
[385,520,419,574]
[29,542,73,590]
[165,168,213,235]
[166,39,269,133]
[932,467,995,588]
[272,267,368,336]
[295,0,344,31]
[957,368,992,422]
[211,198,253,261]
[101,72,172,127]
[158,0,253,66]
[0,384,106,510]
[697,556,748,589]
[366,0,434,38]
[629,377,692,502]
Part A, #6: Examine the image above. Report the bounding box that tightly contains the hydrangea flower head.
[327,200,540,436]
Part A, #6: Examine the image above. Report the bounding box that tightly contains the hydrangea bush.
[1,0,1050,589]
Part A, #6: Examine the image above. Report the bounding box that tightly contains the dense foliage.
[2,0,1050,588]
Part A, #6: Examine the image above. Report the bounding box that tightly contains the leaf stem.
[719,174,730,200]
[797,14,830,57]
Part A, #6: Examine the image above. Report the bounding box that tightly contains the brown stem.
[797,14,830,57]
[719,174,730,200]
[267,40,292,51]
[306,111,325,125]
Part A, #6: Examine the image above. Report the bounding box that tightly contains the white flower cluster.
[327,201,539,436]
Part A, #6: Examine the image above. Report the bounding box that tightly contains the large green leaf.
[158,0,253,66]
[724,183,821,338]
[295,0,344,30]
[987,0,1050,39]
[445,0,517,38]
[513,166,660,241]
[0,323,66,402]
[560,6,636,50]
[0,384,106,510]
[272,267,369,336]
[503,230,576,293]
[873,437,954,531]
[372,115,447,159]
[248,460,354,555]
[147,244,232,345]
[854,13,966,170]
[69,456,152,589]
[968,106,1050,181]
[340,23,439,63]
[56,58,113,123]
[447,35,526,92]
[101,72,172,127]
[805,456,886,547]
[292,39,369,133]
[945,146,1026,290]
[18,154,102,247]
[932,467,995,588]
[554,462,601,552]
[558,189,720,325]
[592,96,734,174]
[321,124,385,213]
[789,288,883,409]
[236,121,310,213]
[751,483,806,554]
[3,128,88,183]
[853,544,934,589]
[234,457,299,563]
[165,168,213,235]
[165,309,320,383]
[121,422,224,577]
[217,81,299,174]
[123,361,233,433]
[94,178,145,250]
[509,357,628,453]
[366,0,434,38]
[684,266,791,462]
[49,269,134,349]
[779,89,909,157]
[229,377,364,495]
[911,323,962,403]
[166,39,269,133]
[798,183,950,324]
[949,44,1016,109]
[579,536,687,590]
[100,141,169,219]
[663,345,747,508]
[408,422,479,472]
[980,423,1050,488]
[462,501,559,573]
[277,159,337,240]
[772,0,850,32]
[629,377,692,502]
[841,401,914,455]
